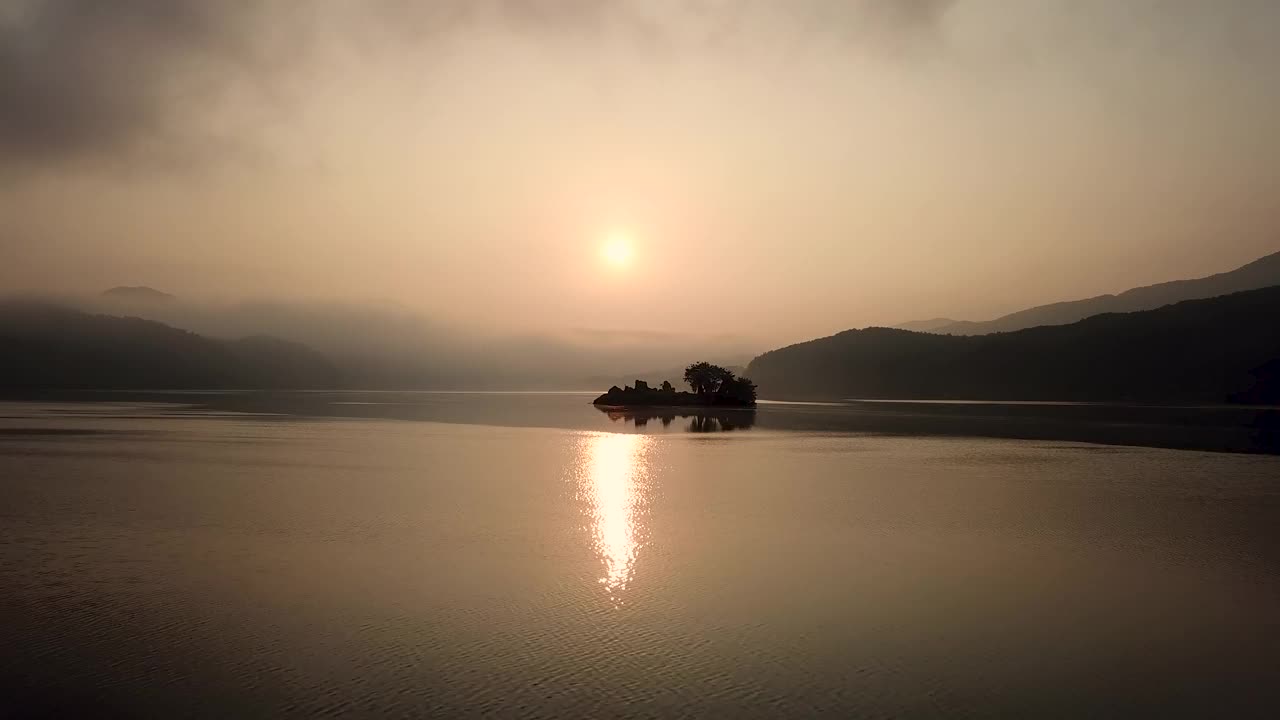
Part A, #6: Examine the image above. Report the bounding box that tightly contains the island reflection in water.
[598,406,757,433]
[573,432,655,604]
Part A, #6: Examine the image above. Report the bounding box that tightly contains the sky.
[2,0,1279,350]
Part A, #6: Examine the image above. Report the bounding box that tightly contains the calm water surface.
[1,393,1278,717]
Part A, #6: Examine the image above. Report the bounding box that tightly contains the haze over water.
[4,1,1280,715]
[3,394,1278,717]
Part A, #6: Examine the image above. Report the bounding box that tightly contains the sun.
[601,233,634,268]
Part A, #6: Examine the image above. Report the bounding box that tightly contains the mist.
[3,0,1279,351]
[6,5,1280,715]
[38,290,751,389]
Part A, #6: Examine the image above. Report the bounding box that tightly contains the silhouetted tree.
[684,361,734,396]
[719,375,758,405]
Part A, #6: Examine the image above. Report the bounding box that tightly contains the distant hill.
[748,286,1280,404]
[893,318,960,333]
[0,301,338,389]
[102,286,175,302]
[898,249,1280,335]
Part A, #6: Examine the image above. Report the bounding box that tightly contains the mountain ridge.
[0,301,338,389]
[102,286,175,302]
[750,285,1280,404]
[897,249,1280,335]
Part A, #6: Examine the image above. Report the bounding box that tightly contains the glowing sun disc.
[601,234,634,267]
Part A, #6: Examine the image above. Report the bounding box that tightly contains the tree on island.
[684,362,734,395]
[720,375,757,405]
[684,362,758,405]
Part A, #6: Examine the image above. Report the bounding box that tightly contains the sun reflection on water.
[575,432,652,604]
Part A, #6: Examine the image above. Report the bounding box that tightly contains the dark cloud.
[369,1,957,50]
[12,0,1279,171]
[0,0,301,168]
[857,0,956,37]
[761,0,955,35]
[744,0,957,56]
[0,0,959,170]
[3,2,222,160]
[0,0,948,167]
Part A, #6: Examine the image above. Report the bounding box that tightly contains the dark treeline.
[748,286,1280,404]
[0,302,338,389]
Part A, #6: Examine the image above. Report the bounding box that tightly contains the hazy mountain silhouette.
[63,293,759,390]
[898,249,1280,335]
[101,286,176,303]
[2,296,755,391]
[893,318,961,333]
[0,301,338,389]
[750,286,1280,404]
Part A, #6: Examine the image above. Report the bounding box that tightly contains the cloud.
[0,0,962,172]
[11,0,1280,173]
[0,1,205,159]
[0,0,297,168]
[368,1,957,51]
[0,0,959,171]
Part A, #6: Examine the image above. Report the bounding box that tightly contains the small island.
[593,362,758,408]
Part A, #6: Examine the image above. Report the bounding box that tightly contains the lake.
[2,392,1278,717]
